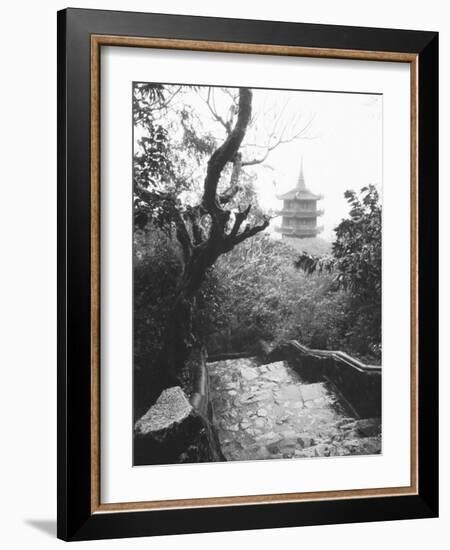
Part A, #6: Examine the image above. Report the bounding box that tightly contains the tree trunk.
[154,88,269,386]
[159,242,222,383]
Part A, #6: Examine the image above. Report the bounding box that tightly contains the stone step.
[207,357,381,462]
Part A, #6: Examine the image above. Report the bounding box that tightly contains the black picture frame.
[57,7,438,541]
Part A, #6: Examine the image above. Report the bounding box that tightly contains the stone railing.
[265,340,381,419]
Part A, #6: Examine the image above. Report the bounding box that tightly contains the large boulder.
[134,386,223,465]
[135,386,192,438]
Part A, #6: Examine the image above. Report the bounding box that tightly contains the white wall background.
[0,1,446,548]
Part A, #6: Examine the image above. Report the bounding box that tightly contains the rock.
[305,446,321,458]
[134,386,192,436]
[280,438,298,449]
[255,430,275,441]
[294,450,308,458]
[293,443,337,458]
[267,443,280,454]
[354,436,381,454]
[342,439,360,451]
[340,436,381,455]
[134,386,223,465]
[266,433,283,444]
[336,446,352,456]
[315,444,337,457]
[354,418,381,437]
[239,392,256,403]
[257,408,268,417]
[247,443,261,453]
[340,422,357,432]
[240,366,258,380]
[253,391,272,402]
[300,382,326,402]
[267,361,285,371]
[297,436,315,448]
[254,447,271,460]
[278,385,302,400]
[340,429,358,439]
[313,398,326,407]
[264,372,287,383]
[336,417,357,428]
[281,429,297,440]
[277,414,290,424]
[255,418,266,429]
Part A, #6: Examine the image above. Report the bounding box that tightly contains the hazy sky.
[246,89,383,240]
[135,85,382,241]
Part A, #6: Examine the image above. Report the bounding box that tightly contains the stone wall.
[266,341,381,419]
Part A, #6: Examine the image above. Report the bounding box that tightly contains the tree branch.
[218,152,243,205]
[202,88,252,215]
[234,219,270,244]
[219,185,240,205]
[174,212,193,265]
[223,217,270,252]
[241,114,316,166]
[186,207,207,246]
[228,205,251,240]
[204,88,232,133]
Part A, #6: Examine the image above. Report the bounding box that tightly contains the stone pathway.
[208,357,381,461]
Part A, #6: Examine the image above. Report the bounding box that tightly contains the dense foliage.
[296,185,382,360]
[132,83,381,416]
[205,234,348,354]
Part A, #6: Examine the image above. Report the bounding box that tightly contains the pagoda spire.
[297,156,306,190]
[276,154,324,241]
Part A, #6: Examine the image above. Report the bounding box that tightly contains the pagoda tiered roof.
[276,157,322,201]
[276,208,324,218]
[276,188,322,201]
[275,225,324,237]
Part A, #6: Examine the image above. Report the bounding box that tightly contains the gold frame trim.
[90,35,419,514]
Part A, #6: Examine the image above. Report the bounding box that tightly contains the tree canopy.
[295,185,382,359]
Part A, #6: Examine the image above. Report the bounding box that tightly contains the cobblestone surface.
[208,358,381,461]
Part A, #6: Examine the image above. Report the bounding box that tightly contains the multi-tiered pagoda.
[276,158,323,241]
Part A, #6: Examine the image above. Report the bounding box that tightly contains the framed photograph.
[57,8,438,541]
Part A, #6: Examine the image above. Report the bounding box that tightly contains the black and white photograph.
[132,82,382,466]
[0,0,442,546]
